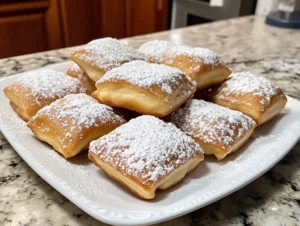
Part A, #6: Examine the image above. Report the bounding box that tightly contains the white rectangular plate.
[1,62,300,226]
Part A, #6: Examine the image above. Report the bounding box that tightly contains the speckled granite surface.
[0,16,300,226]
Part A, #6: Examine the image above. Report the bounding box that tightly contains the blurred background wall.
[1,0,291,58]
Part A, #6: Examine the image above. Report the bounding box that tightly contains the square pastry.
[3,69,86,121]
[204,72,288,125]
[69,37,144,82]
[171,99,257,160]
[93,60,196,117]
[161,46,231,90]
[67,62,96,95]
[88,115,204,199]
[27,93,126,158]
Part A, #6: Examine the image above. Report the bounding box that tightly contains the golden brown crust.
[194,128,254,160]
[93,80,195,117]
[91,144,201,188]
[212,91,287,125]
[9,101,30,121]
[66,63,96,95]
[177,119,255,160]
[171,99,257,160]
[88,152,155,198]
[4,84,59,121]
[204,72,288,125]
[70,49,108,82]
[28,116,119,158]
[93,60,196,117]
[3,69,86,121]
[161,48,231,90]
[88,152,203,199]
[69,38,144,82]
[27,94,126,158]
[88,115,204,199]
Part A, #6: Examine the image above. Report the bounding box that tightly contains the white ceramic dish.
[1,62,300,226]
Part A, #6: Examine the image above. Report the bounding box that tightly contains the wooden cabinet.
[59,0,101,47]
[125,0,169,37]
[44,0,64,49]
[0,14,46,58]
[0,0,169,58]
[59,0,126,47]
[0,0,63,58]
[60,0,169,47]
[99,0,126,39]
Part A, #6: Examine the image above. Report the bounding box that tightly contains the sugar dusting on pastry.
[89,115,203,184]
[31,93,126,144]
[217,72,280,105]
[172,99,256,149]
[12,69,86,105]
[97,60,196,96]
[163,45,222,66]
[68,63,86,80]
[73,37,144,71]
[138,40,174,63]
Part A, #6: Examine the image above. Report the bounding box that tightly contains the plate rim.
[1,62,300,226]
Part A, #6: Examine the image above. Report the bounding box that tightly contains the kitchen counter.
[0,16,300,226]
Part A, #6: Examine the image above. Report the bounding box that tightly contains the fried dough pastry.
[93,60,196,117]
[3,69,86,121]
[172,99,257,160]
[88,115,204,199]
[27,93,126,158]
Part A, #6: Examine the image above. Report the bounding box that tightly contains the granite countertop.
[0,15,300,226]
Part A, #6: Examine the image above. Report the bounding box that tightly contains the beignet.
[27,93,126,158]
[88,115,204,199]
[3,69,86,121]
[69,37,144,82]
[66,62,96,94]
[171,99,257,160]
[161,46,231,90]
[138,40,174,63]
[205,72,288,125]
[93,60,196,117]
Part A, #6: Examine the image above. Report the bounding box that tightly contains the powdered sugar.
[163,45,221,66]
[89,115,203,184]
[68,62,86,80]
[97,60,196,96]
[138,40,174,63]
[67,62,95,93]
[217,72,280,105]
[32,93,126,144]
[73,37,144,71]
[14,68,86,105]
[172,99,256,149]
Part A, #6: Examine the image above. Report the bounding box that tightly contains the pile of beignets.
[3,38,287,199]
